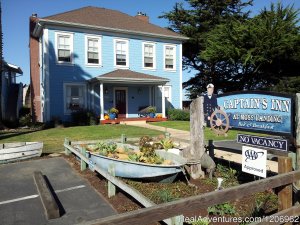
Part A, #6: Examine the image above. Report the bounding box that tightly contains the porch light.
[137,87,142,94]
[104,88,108,94]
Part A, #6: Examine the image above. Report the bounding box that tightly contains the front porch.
[100,116,167,125]
[89,70,171,122]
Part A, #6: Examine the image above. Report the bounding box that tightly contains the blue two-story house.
[29,7,187,122]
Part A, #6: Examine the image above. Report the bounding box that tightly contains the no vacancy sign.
[242,146,267,178]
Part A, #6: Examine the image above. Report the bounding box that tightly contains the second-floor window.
[143,43,156,69]
[115,39,129,67]
[56,32,73,63]
[164,45,176,70]
[86,35,101,66]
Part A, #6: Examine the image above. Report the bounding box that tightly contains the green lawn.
[150,121,257,141]
[0,125,163,154]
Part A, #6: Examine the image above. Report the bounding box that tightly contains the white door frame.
[113,87,128,118]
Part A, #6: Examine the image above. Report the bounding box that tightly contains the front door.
[115,89,126,118]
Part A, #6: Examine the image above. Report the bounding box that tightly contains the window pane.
[58,49,71,62]
[165,58,173,69]
[144,57,153,68]
[58,36,70,50]
[116,54,126,65]
[67,86,85,111]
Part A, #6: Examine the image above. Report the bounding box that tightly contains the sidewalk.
[129,122,191,142]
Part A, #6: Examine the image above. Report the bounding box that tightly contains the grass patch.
[0,125,163,154]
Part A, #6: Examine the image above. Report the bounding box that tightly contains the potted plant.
[109,107,119,119]
[147,106,156,118]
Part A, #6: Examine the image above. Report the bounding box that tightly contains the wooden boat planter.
[71,142,187,183]
[0,142,43,163]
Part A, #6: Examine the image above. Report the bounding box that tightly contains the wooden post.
[278,156,292,225]
[296,93,300,187]
[108,164,116,198]
[64,138,71,156]
[121,134,127,144]
[80,148,87,171]
[189,97,205,179]
[208,140,214,160]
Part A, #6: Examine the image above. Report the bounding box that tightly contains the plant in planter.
[147,106,156,118]
[109,107,119,119]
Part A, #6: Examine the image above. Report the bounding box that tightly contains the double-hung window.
[86,35,101,66]
[64,84,86,114]
[56,32,73,63]
[164,45,176,70]
[143,43,155,69]
[115,39,129,67]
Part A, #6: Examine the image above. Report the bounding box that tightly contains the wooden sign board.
[237,134,288,155]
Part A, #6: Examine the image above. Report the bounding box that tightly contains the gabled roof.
[39,6,187,41]
[91,69,169,84]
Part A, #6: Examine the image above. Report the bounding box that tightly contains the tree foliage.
[162,1,300,97]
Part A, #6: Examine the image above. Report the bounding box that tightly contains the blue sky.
[2,0,300,98]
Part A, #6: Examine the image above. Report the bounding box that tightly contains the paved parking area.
[0,157,116,225]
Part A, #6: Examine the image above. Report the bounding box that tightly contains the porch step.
[100,117,167,125]
[120,120,146,125]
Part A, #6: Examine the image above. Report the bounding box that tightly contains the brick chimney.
[135,12,149,23]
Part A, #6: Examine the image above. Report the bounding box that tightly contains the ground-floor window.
[64,83,86,114]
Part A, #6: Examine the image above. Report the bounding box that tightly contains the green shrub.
[71,109,98,126]
[19,106,30,117]
[19,114,32,127]
[167,108,190,121]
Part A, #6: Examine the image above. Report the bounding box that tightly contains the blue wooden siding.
[46,27,182,121]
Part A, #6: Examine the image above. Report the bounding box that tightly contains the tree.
[161,0,253,98]
[201,3,300,93]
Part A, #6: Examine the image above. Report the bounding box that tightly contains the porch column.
[100,83,104,120]
[161,85,166,118]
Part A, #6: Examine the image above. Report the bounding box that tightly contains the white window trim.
[113,87,128,118]
[142,42,156,70]
[163,44,177,72]
[55,31,74,65]
[114,38,129,69]
[63,83,87,115]
[85,34,102,67]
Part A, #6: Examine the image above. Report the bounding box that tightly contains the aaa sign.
[242,146,267,178]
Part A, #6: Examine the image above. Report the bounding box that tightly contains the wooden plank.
[108,164,116,198]
[33,171,60,220]
[277,157,293,225]
[189,96,205,179]
[80,148,87,171]
[249,205,300,225]
[80,170,300,225]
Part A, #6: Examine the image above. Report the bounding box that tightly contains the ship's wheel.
[210,109,229,136]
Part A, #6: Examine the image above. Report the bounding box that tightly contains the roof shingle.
[93,69,169,84]
[42,6,186,40]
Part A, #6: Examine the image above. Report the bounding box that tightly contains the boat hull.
[87,149,187,183]
[0,142,43,163]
